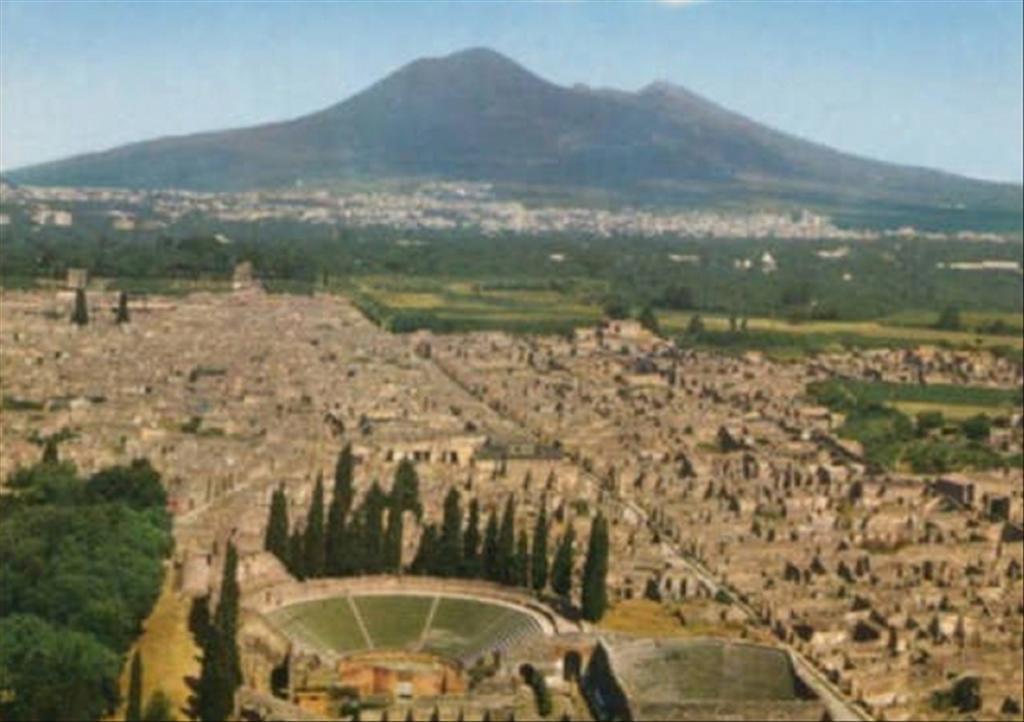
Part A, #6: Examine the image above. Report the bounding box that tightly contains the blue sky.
[1,0,1022,183]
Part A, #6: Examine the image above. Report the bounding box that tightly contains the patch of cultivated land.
[659,312,1024,351]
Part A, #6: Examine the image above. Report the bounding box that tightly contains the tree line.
[263,445,610,622]
[0,449,172,721]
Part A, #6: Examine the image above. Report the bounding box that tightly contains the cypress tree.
[497,496,516,585]
[383,498,404,573]
[581,513,610,622]
[198,541,242,721]
[333,443,355,519]
[287,528,306,580]
[325,493,346,576]
[392,458,422,518]
[530,503,549,593]
[188,595,212,649]
[361,482,387,573]
[515,529,530,588]
[551,524,576,599]
[439,487,463,577]
[215,542,242,687]
[71,288,89,326]
[126,649,143,722]
[304,476,326,578]
[264,485,289,563]
[411,523,439,576]
[462,498,482,578]
[197,627,232,722]
[482,510,500,582]
[115,290,130,324]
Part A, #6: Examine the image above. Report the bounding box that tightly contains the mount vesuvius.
[8,48,1022,219]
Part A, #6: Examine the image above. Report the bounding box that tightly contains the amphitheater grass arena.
[267,594,542,663]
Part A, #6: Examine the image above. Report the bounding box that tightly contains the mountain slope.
[8,48,1022,216]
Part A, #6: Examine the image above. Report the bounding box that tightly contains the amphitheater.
[240,575,580,720]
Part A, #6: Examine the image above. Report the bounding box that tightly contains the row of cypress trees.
[263,444,610,621]
[264,444,422,581]
[69,288,130,326]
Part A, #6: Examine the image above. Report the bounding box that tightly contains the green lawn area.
[351,595,434,649]
[268,597,368,654]
[268,594,539,660]
[422,597,535,659]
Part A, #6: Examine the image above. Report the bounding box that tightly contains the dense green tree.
[515,530,530,588]
[438,487,463,577]
[551,524,576,599]
[462,498,482,578]
[115,290,130,324]
[0,480,170,654]
[497,496,517,585]
[86,459,167,511]
[71,288,89,326]
[961,414,992,442]
[581,513,610,622]
[530,503,549,594]
[304,476,326,578]
[126,650,143,721]
[482,509,500,582]
[686,314,705,335]
[264,485,290,563]
[0,614,120,722]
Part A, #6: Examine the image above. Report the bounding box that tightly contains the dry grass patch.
[116,572,199,721]
[598,598,750,640]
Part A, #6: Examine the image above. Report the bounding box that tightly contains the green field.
[268,597,369,653]
[343,273,1023,361]
[807,378,1022,472]
[813,378,1022,410]
[355,594,434,649]
[348,275,604,335]
[267,594,541,661]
